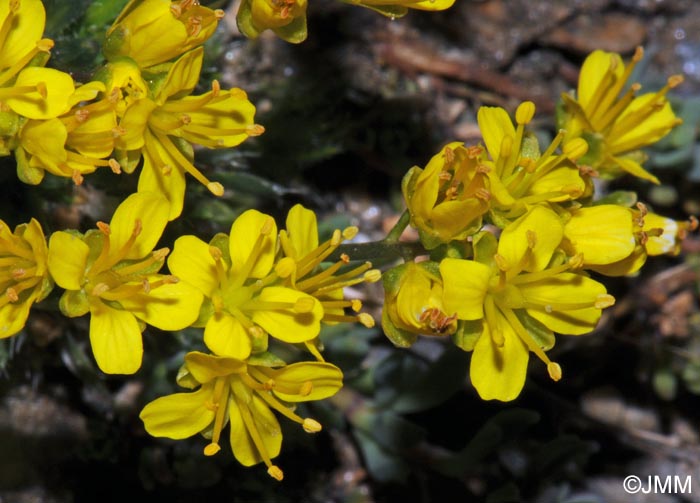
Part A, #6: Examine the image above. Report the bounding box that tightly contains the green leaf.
[374,345,470,413]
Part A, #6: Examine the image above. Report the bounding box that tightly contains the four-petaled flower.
[48,192,203,374]
[140,351,343,480]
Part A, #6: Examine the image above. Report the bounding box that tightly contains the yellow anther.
[275,257,296,278]
[499,135,513,158]
[668,74,684,88]
[302,418,322,433]
[358,313,375,328]
[547,362,562,381]
[209,245,223,261]
[526,230,537,249]
[91,283,110,296]
[364,269,382,283]
[493,253,510,271]
[203,443,221,456]
[340,253,350,264]
[330,229,342,246]
[37,39,54,51]
[443,146,455,166]
[350,299,362,312]
[515,101,536,125]
[267,465,284,481]
[96,221,111,235]
[108,159,122,174]
[142,279,151,294]
[632,46,644,62]
[36,82,47,99]
[248,325,265,339]
[491,328,505,347]
[214,8,225,19]
[211,79,221,96]
[6,288,19,302]
[161,165,172,175]
[475,188,491,201]
[180,113,191,125]
[294,297,316,313]
[11,268,25,280]
[595,294,616,309]
[207,182,225,197]
[247,124,265,136]
[263,378,275,391]
[260,217,274,236]
[72,170,84,186]
[299,381,313,396]
[152,248,170,261]
[568,253,584,269]
[563,137,588,160]
[74,109,90,122]
[342,226,359,240]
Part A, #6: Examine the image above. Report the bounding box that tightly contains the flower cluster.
[234,0,455,43]
[384,48,697,401]
[2,0,262,220]
[140,204,380,479]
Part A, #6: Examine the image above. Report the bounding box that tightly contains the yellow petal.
[564,205,636,264]
[498,205,563,272]
[117,280,203,330]
[109,192,170,260]
[157,47,203,102]
[285,204,318,258]
[6,68,75,119]
[477,106,515,164]
[204,312,252,360]
[169,235,222,298]
[229,382,282,467]
[249,287,322,343]
[0,0,46,71]
[229,210,277,279]
[440,259,491,320]
[184,351,247,384]
[577,50,623,110]
[137,136,187,220]
[89,301,143,374]
[269,362,343,402]
[470,312,529,401]
[48,231,89,290]
[522,273,607,335]
[613,156,660,184]
[527,165,585,202]
[140,384,216,439]
[0,298,34,339]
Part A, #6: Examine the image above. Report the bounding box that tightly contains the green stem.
[384,210,411,244]
[333,240,427,264]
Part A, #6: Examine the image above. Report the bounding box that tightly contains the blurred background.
[1,0,700,501]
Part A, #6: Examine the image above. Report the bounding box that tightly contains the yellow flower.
[140,351,343,479]
[277,204,379,331]
[382,261,456,347]
[237,0,308,44]
[560,47,683,184]
[342,0,455,18]
[440,206,614,401]
[168,209,324,361]
[0,0,53,87]
[104,0,224,69]
[14,88,120,185]
[47,192,203,374]
[0,218,52,338]
[402,142,490,248]
[477,101,588,224]
[116,48,263,220]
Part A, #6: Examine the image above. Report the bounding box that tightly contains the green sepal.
[102,26,127,62]
[591,190,638,207]
[273,14,307,44]
[15,147,44,185]
[209,233,231,269]
[235,0,263,40]
[114,148,141,174]
[517,310,555,351]
[472,230,498,266]
[381,307,417,348]
[59,289,90,318]
[176,363,200,389]
[247,351,286,368]
[452,319,482,352]
[192,297,214,328]
[251,330,269,354]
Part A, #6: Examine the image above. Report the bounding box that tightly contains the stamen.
[303,418,322,433]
